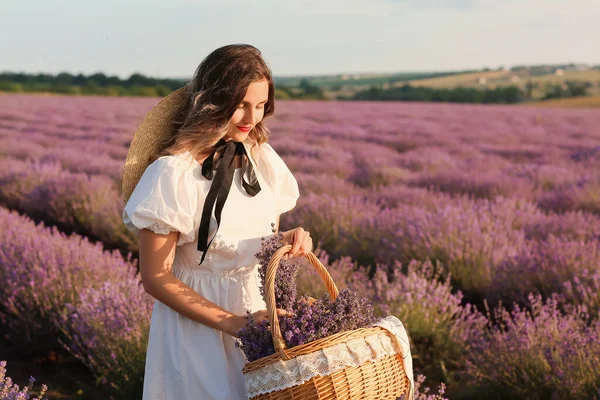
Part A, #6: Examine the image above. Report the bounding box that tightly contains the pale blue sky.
[2,0,599,79]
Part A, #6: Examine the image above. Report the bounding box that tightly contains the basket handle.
[265,245,339,360]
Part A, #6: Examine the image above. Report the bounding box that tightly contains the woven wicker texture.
[243,245,409,399]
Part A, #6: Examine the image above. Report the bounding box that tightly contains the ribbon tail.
[240,153,262,197]
[197,142,237,264]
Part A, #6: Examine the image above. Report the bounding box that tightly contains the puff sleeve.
[122,156,198,246]
[259,143,300,216]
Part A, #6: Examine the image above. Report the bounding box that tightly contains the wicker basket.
[242,244,411,400]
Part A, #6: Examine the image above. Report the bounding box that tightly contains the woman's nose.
[244,109,256,124]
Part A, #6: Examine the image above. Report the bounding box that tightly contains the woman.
[121,44,312,399]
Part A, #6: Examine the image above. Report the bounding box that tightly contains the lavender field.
[1,92,599,399]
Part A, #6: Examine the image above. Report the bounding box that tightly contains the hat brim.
[121,85,189,205]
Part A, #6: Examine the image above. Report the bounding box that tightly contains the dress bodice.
[122,141,300,277]
[173,167,278,276]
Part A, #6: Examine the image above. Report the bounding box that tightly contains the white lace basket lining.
[244,316,414,399]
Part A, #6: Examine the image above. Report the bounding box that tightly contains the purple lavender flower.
[0,360,49,400]
[413,373,448,400]
[235,311,275,362]
[254,231,301,312]
[465,293,600,399]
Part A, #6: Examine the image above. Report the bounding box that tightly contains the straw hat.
[121,85,189,205]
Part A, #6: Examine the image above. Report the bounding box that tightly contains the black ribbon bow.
[197,138,261,265]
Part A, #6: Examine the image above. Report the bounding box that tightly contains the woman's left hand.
[282,227,313,261]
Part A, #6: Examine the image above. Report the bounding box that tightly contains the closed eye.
[239,100,268,108]
[238,104,265,109]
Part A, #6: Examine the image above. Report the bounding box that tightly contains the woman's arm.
[139,228,246,337]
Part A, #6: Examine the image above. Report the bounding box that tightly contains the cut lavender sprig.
[254,227,301,312]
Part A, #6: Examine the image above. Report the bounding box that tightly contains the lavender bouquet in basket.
[235,231,379,362]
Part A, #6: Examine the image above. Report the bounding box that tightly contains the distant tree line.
[275,78,326,100]
[347,84,526,104]
[541,80,591,100]
[0,72,186,97]
[0,72,325,99]
[346,80,593,104]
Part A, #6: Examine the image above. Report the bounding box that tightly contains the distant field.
[525,95,600,108]
[324,68,600,100]
[404,69,600,89]
[276,70,469,89]
[396,69,600,100]
[401,70,511,89]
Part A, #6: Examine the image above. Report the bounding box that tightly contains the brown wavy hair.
[149,44,275,164]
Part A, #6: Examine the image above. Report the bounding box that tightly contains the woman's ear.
[274,215,280,234]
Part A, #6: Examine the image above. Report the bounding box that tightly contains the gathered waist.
[172,262,260,279]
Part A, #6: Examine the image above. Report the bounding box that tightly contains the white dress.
[122,142,300,400]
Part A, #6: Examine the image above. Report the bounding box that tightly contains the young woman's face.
[225,79,269,142]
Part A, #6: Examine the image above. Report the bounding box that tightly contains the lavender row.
[466,293,600,398]
[0,207,152,396]
[0,135,126,184]
[56,280,152,397]
[0,157,137,255]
